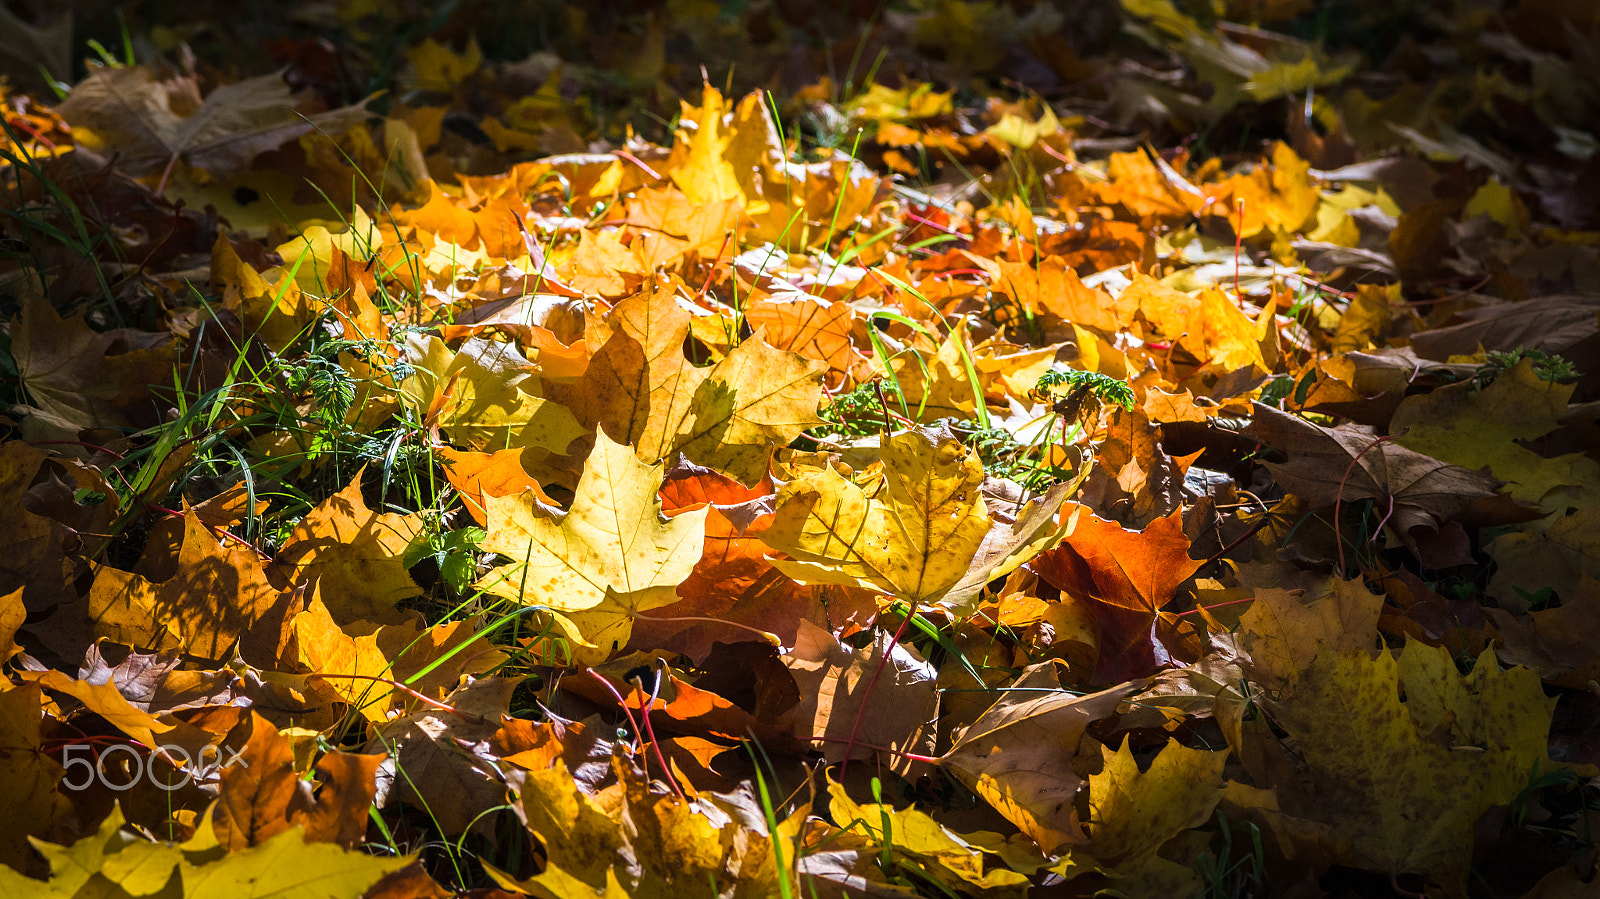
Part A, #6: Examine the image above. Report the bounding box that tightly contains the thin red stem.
[613,149,662,182]
[629,665,686,804]
[838,602,916,778]
[1333,434,1400,576]
[587,668,684,803]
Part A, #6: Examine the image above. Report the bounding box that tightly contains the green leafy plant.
[1471,347,1579,392]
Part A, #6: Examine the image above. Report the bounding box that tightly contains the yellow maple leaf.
[396,334,585,456]
[88,510,295,665]
[1253,644,1558,894]
[277,471,425,626]
[763,428,1077,613]
[667,84,748,209]
[475,432,708,664]
[1392,357,1600,515]
[573,281,827,484]
[827,777,1032,895]
[1046,739,1229,894]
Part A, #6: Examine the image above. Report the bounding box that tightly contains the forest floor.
[1,1,1598,897]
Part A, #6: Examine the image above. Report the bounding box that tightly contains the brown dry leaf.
[0,442,76,614]
[1407,296,1600,362]
[1245,402,1512,540]
[11,291,177,443]
[475,431,708,664]
[1076,406,1191,528]
[275,471,424,626]
[59,65,369,179]
[940,662,1137,854]
[763,428,1076,614]
[213,711,382,850]
[1487,575,1600,688]
[88,510,298,666]
[368,677,519,837]
[780,619,938,775]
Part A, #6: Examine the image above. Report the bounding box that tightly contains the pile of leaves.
[2,0,1598,896]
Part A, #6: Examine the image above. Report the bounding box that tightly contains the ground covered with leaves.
[1,0,1598,896]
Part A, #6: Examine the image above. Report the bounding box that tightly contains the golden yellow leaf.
[88,510,296,665]
[764,428,1076,612]
[277,471,425,626]
[1236,577,1383,687]
[397,334,585,456]
[1257,644,1558,894]
[574,282,827,484]
[826,778,1031,896]
[0,683,73,873]
[475,432,708,664]
[1392,358,1600,515]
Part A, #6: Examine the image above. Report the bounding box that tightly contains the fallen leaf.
[1246,402,1514,543]
[475,431,708,664]
[940,663,1136,853]
[781,619,938,775]
[276,471,424,626]
[1485,505,1600,612]
[59,65,369,179]
[1254,644,1558,895]
[764,427,1075,614]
